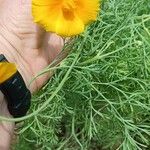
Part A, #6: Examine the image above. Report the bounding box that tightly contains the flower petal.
[32,0,52,5]
[75,0,100,24]
[32,4,84,36]
[32,0,100,36]
[32,5,60,31]
[55,12,85,36]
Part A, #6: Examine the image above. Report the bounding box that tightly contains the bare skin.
[0,0,64,149]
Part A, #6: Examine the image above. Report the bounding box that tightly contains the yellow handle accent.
[0,62,17,84]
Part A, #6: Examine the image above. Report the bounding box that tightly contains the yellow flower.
[32,0,100,37]
[0,63,17,84]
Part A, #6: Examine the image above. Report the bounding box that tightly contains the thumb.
[43,33,64,62]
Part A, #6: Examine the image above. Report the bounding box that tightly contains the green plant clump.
[14,0,150,149]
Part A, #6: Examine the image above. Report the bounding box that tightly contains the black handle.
[0,54,31,118]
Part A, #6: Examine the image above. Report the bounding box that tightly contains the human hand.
[0,0,64,149]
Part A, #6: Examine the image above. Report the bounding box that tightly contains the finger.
[0,0,45,50]
[42,33,64,63]
[19,0,46,49]
[0,0,4,5]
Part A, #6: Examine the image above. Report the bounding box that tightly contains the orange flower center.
[62,0,76,20]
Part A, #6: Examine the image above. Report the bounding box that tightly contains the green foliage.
[14,0,150,149]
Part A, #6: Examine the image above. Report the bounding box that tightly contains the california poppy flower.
[0,63,17,84]
[32,0,100,37]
